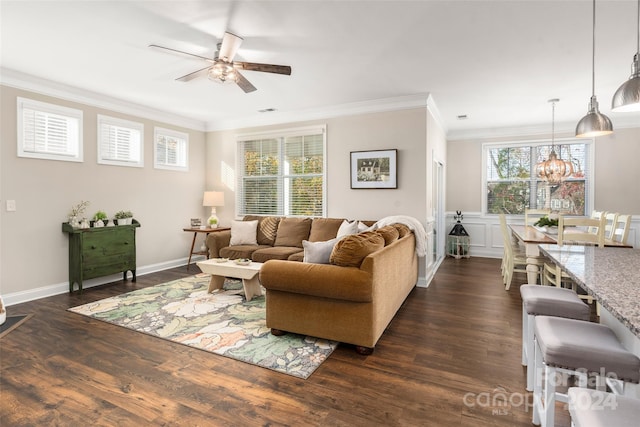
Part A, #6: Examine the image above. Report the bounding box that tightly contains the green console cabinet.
[62,220,140,292]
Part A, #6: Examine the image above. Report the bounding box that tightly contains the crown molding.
[205,93,431,131]
[448,114,640,141]
[0,68,207,131]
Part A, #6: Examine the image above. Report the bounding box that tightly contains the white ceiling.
[2,0,640,139]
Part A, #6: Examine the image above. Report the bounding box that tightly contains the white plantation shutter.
[237,126,326,217]
[154,127,188,171]
[98,115,143,167]
[18,97,82,162]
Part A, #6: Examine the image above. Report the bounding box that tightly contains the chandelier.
[535,99,574,185]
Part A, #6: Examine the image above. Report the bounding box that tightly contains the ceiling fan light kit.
[150,31,291,93]
[576,0,613,138]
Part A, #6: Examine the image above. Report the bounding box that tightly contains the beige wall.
[206,108,428,224]
[1,86,207,298]
[447,128,640,215]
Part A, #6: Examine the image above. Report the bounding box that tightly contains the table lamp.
[203,191,224,228]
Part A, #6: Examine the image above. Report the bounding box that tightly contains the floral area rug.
[68,274,337,379]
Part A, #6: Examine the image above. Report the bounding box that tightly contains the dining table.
[538,243,640,398]
[508,224,631,284]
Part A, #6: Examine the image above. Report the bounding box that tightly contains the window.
[237,126,326,217]
[17,97,83,162]
[97,115,143,167]
[483,139,593,215]
[154,127,188,171]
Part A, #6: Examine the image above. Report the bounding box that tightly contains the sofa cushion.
[303,238,339,264]
[308,218,345,242]
[392,223,411,238]
[252,246,304,263]
[330,231,385,267]
[375,225,400,246]
[274,217,312,248]
[244,215,280,246]
[220,244,270,260]
[287,251,305,262]
[336,220,360,238]
[230,220,258,245]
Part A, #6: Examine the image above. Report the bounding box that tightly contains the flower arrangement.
[534,214,559,227]
[68,200,90,219]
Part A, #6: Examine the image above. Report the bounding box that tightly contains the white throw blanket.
[372,215,428,257]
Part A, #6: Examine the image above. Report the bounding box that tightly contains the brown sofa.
[205,216,419,354]
[260,231,418,354]
[206,216,372,262]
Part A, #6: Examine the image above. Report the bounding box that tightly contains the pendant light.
[576,0,613,137]
[537,99,574,185]
[612,0,640,112]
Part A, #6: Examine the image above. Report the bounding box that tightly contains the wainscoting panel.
[446,212,640,259]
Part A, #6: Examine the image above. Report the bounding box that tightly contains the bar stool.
[568,387,640,427]
[520,285,591,391]
[533,316,640,427]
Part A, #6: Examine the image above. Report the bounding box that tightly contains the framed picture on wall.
[350,149,397,189]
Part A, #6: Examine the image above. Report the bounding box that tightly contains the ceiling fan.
[149,31,292,93]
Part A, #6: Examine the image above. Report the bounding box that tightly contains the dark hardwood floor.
[1,257,574,426]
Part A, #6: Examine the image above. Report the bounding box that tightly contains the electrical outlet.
[6,200,16,211]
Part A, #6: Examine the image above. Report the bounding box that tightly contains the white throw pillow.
[303,238,338,264]
[229,220,258,245]
[336,220,359,238]
[358,221,372,232]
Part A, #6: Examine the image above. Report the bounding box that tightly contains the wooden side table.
[183,227,230,270]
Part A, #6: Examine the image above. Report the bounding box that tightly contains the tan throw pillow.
[392,223,411,238]
[308,218,345,242]
[244,215,280,246]
[330,231,385,268]
[375,225,399,246]
[273,217,312,248]
[230,220,258,245]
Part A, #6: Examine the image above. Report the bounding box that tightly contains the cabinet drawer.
[83,229,134,261]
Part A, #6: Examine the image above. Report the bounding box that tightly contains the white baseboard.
[3,256,205,307]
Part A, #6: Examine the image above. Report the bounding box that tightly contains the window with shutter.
[154,127,188,171]
[237,125,326,217]
[97,115,143,167]
[483,139,593,215]
[17,97,83,162]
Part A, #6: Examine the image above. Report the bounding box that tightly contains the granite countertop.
[539,244,640,339]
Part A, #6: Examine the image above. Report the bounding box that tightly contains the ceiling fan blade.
[235,71,257,93]
[234,62,292,76]
[149,44,214,63]
[175,66,210,82]
[218,32,243,62]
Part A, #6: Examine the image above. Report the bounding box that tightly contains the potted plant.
[92,210,108,227]
[534,213,559,233]
[114,210,134,225]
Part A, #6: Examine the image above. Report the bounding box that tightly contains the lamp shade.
[611,57,640,112]
[203,191,225,207]
[575,96,613,138]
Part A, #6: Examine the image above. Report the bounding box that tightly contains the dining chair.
[587,210,605,234]
[499,214,545,289]
[499,214,528,290]
[604,212,618,241]
[609,214,632,246]
[524,208,551,227]
[557,215,606,247]
[545,215,606,304]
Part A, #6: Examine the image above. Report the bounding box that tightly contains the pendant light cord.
[637,0,639,54]
[591,0,596,97]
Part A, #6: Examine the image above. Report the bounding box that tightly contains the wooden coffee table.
[196,259,263,301]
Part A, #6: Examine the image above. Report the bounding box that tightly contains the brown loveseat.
[205,216,419,354]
